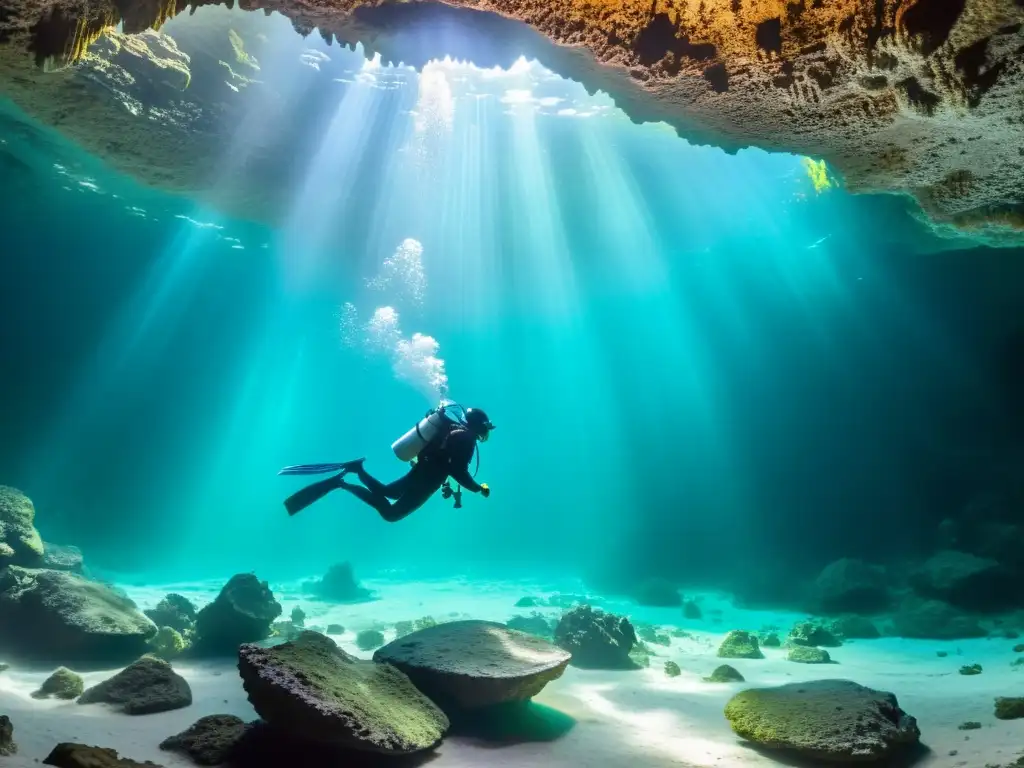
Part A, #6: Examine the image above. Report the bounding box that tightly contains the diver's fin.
[284,473,345,516]
[278,458,366,476]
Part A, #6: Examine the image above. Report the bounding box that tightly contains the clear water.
[2,6,1024,767]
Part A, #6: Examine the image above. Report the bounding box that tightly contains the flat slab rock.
[43,743,162,767]
[725,679,920,763]
[238,630,448,754]
[78,655,192,715]
[373,619,571,710]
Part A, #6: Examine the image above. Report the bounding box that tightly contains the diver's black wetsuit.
[338,427,483,522]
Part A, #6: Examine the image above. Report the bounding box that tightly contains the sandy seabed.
[1,576,1022,768]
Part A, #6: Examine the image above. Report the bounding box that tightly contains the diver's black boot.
[284,472,345,516]
[339,457,366,473]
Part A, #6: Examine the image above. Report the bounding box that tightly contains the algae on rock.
[717,630,764,660]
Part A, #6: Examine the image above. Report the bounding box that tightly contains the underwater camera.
[440,481,462,509]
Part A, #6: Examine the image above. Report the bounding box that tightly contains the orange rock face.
[1,0,1021,238]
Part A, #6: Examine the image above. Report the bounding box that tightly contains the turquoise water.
[0,8,1019,601]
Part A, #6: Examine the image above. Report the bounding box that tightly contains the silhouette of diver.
[280,405,493,522]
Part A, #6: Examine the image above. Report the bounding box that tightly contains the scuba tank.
[391,400,466,462]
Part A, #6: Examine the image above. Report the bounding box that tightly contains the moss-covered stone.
[724,680,920,762]
[787,621,842,648]
[995,697,1024,720]
[704,664,744,682]
[664,661,681,677]
[309,562,374,603]
[414,616,437,631]
[160,714,248,765]
[958,720,982,730]
[144,594,196,634]
[149,626,187,660]
[78,655,192,714]
[506,613,554,639]
[637,625,671,646]
[787,646,832,664]
[1014,643,1024,653]
[0,715,15,756]
[32,667,84,700]
[759,632,781,647]
[514,596,539,607]
[0,486,44,567]
[238,631,448,754]
[327,624,345,635]
[828,615,880,640]
[356,630,385,651]
[682,600,702,620]
[959,663,982,675]
[192,574,282,656]
[290,606,305,627]
[717,631,763,660]
[554,605,638,670]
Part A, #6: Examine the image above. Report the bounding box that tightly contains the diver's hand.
[480,483,490,498]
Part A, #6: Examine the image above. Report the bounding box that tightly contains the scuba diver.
[279,402,494,523]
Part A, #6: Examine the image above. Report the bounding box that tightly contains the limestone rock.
[553,604,637,669]
[0,486,43,566]
[238,630,448,754]
[144,593,197,634]
[373,620,571,710]
[665,661,681,677]
[32,667,84,699]
[41,543,84,573]
[705,664,744,683]
[78,655,192,714]
[788,621,842,647]
[725,680,920,762]
[909,549,1012,611]
[308,562,374,603]
[0,566,156,662]
[995,697,1024,720]
[811,558,891,615]
[43,743,161,767]
[788,646,833,664]
[717,630,764,660]
[891,598,986,639]
[759,631,781,647]
[160,715,249,765]
[0,715,15,756]
[192,573,282,655]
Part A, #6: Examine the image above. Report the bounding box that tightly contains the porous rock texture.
[0,715,15,756]
[0,485,44,566]
[159,714,249,765]
[78,655,192,714]
[43,743,162,768]
[554,604,638,669]
[373,619,571,711]
[238,630,449,754]
[0,0,1021,240]
[0,565,156,663]
[724,679,921,762]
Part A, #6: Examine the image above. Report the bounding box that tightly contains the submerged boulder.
[374,620,571,711]
[32,667,84,700]
[144,593,197,634]
[788,646,833,664]
[909,550,1012,611]
[724,680,920,762]
[0,715,15,756]
[356,629,385,651]
[891,598,986,639]
[811,558,892,615]
[307,562,374,603]
[717,630,764,659]
[705,664,744,683]
[0,566,155,662]
[554,604,637,669]
[238,630,448,754]
[191,574,281,655]
[41,543,84,573]
[159,714,249,765]
[43,743,160,768]
[787,621,842,648]
[631,578,682,607]
[78,655,192,715]
[0,486,44,567]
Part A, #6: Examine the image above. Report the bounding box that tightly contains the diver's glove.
[480,483,490,498]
